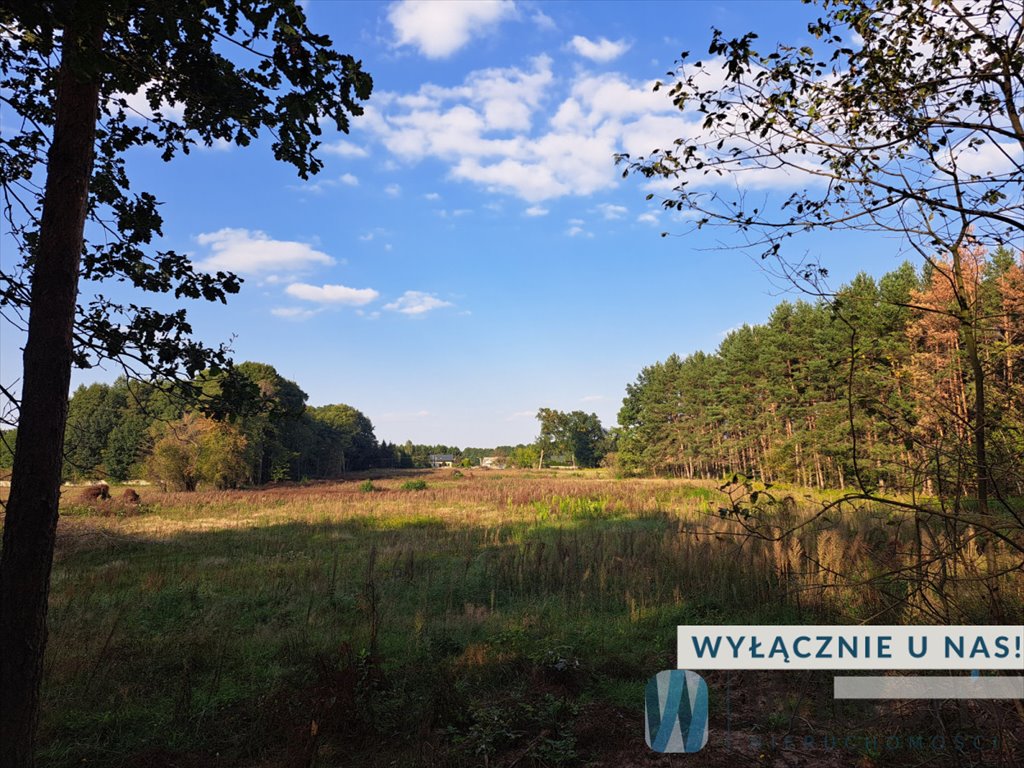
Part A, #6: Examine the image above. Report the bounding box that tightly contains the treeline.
[390,443,539,469]
[1,362,388,489]
[617,248,1024,494]
[0,362,580,487]
[366,411,612,471]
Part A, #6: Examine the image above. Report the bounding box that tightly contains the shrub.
[359,479,376,493]
[400,479,427,491]
[146,413,248,491]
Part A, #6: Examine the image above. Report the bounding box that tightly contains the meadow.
[28,470,1024,767]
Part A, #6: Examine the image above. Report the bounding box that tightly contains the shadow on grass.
[39,511,1022,768]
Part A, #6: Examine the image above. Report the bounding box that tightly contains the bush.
[400,479,427,491]
[146,413,248,491]
[359,479,375,493]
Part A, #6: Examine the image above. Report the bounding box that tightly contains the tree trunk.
[0,10,103,764]
[948,244,1001,618]
[949,252,988,518]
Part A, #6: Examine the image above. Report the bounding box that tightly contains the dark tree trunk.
[0,10,103,764]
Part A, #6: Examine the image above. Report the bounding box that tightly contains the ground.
[11,469,1022,766]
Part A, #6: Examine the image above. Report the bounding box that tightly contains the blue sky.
[1,1,922,447]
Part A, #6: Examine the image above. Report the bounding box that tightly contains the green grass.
[29,471,1024,767]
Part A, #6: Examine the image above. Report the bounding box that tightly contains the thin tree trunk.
[948,245,1000,618]
[949,255,988,518]
[0,9,103,764]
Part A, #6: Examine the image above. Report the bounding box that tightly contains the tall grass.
[26,470,1023,767]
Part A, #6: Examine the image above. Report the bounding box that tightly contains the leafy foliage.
[620,0,1022,265]
[147,413,248,491]
[55,361,384,489]
[536,408,608,468]
[0,0,372,386]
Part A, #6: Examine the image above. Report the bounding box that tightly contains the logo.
[644,670,709,753]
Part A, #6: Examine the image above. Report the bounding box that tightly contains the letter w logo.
[645,670,709,753]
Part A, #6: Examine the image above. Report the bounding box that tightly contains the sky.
[0,0,929,447]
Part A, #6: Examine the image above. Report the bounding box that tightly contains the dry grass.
[5,469,1021,767]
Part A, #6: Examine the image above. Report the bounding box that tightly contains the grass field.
[23,470,1024,767]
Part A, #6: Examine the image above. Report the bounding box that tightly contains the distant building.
[480,456,507,469]
[429,453,455,468]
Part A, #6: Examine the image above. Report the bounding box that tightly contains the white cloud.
[360,59,686,202]
[597,203,628,219]
[581,394,606,402]
[946,140,1023,177]
[525,205,549,216]
[196,229,334,274]
[560,76,679,128]
[370,54,553,145]
[568,35,630,63]
[323,140,368,158]
[358,227,391,243]
[565,218,593,237]
[285,282,379,305]
[360,55,818,204]
[385,183,402,197]
[271,307,319,321]
[532,11,556,31]
[424,192,441,200]
[388,0,517,58]
[384,290,453,315]
[637,211,659,224]
[452,157,571,202]
[110,81,185,122]
[291,172,361,194]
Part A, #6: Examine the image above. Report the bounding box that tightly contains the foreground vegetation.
[28,471,1023,767]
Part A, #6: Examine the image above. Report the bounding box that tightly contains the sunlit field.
[22,470,1024,767]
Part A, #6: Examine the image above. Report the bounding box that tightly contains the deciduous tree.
[0,2,371,760]
[147,412,247,491]
[536,408,607,468]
